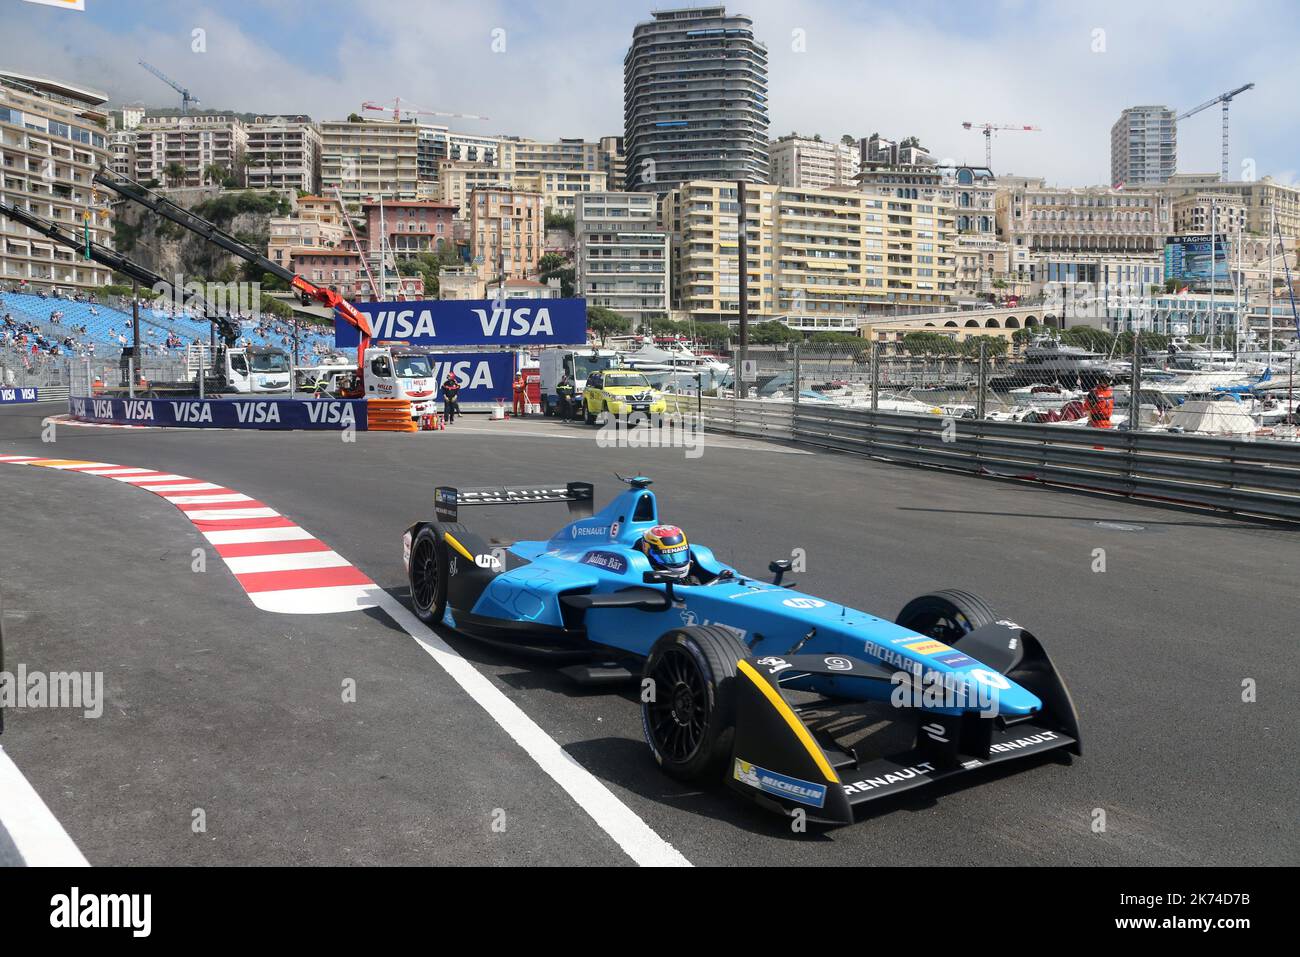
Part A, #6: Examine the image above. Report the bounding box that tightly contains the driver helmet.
[642,524,690,578]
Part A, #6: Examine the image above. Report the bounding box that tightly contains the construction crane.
[961,121,1041,170]
[1177,82,1254,181]
[361,98,488,123]
[138,60,200,114]
[92,168,374,376]
[0,198,239,345]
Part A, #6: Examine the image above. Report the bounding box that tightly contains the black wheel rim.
[411,537,438,612]
[646,646,708,762]
[906,609,970,643]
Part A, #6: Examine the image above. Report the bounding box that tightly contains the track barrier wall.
[68,395,367,430]
[0,387,39,404]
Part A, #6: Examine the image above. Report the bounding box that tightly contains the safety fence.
[697,396,1300,522]
[714,338,1300,439]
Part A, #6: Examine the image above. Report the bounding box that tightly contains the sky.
[7,0,1298,187]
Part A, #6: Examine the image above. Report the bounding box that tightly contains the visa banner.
[69,396,367,430]
[426,352,514,403]
[0,387,39,404]
[336,298,587,347]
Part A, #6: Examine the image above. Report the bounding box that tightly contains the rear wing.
[434,483,595,524]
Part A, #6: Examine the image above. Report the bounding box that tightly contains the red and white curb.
[0,454,381,615]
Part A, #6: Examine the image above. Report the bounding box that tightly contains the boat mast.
[1267,199,1276,358]
[1209,198,1217,353]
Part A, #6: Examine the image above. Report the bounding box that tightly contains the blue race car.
[403,476,1081,825]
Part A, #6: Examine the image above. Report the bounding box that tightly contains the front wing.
[726,623,1081,825]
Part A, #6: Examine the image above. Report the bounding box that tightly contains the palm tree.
[163,162,186,188]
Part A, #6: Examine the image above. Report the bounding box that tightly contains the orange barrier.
[367,398,417,433]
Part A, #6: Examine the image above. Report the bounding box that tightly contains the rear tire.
[895,589,997,644]
[641,626,751,782]
[409,524,461,625]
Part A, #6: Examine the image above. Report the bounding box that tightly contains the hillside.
[110,186,293,284]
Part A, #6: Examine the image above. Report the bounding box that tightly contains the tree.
[902,331,959,356]
[1061,326,1115,353]
[538,252,568,274]
[587,305,630,344]
[163,162,186,188]
[1011,326,1039,346]
[203,163,228,187]
[545,210,574,233]
[840,134,856,146]
[749,320,802,345]
[691,322,732,346]
[808,330,865,346]
[960,334,1009,358]
[540,264,574,298]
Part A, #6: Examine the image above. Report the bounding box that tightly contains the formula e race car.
[402,476,1081,825]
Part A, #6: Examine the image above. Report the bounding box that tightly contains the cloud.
[5,0,1297,187]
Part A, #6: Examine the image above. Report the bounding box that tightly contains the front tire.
[895,588,997,643]
[584,400,596,425]
[641,626,751,782]
[409,524,455,624]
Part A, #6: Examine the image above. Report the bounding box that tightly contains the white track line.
[0,745,89,867]
[374,593,691,868]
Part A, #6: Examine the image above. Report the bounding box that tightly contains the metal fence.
[713,340,1300,442]
[696,394,1300,522]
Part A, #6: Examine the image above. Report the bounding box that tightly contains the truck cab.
[538,348,619,416]
[226,347,291,394]
[363,346,436,418]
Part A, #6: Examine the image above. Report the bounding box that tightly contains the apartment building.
[417,125,500,182]
[996,181,1172,255]
[469,187,544,280]
[1110,105,1176,187]
[861,133,932,167]
[133,113,248,187]
[107,128,134,178]
[267,194,349,273]
[599,136,626,194]
[1153,175,1300,239]
[245,114,321,193]
[858,163,998,237]
[661,180,954,323]
[575,192,670,327]
[769,134,859,190]
[624,6,769,192]
[1172,193,1248,235]
[364,199,455,259]
[435,160,513,212]
[0,71,114,290]
[514,168,608,213]
[320,118,418,209]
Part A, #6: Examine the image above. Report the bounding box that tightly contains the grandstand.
[0,287,338,363]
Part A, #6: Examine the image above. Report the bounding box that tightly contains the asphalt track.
[1,399,1297,866]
